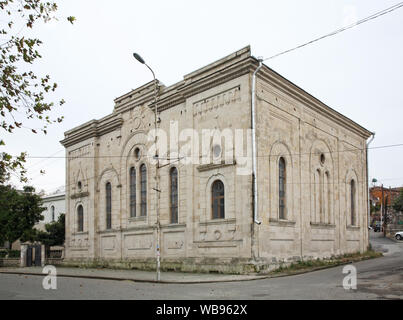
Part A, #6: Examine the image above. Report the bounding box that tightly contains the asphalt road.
[0,231,402,300]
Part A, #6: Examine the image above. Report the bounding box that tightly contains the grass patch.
[269,249,383,276]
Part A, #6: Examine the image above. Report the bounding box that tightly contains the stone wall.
[0,258,20,267]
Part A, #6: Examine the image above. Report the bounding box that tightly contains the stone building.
[60,46,372,273]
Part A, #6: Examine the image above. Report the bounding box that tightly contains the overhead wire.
[263,1,403,61]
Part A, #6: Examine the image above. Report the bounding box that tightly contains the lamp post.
[133,52,161,281]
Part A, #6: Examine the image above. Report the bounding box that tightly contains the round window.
[213,144,222,159]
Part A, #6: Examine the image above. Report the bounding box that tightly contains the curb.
[0,270,268,284]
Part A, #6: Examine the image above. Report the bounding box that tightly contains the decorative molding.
[196,161,236,172]
[161,223,186,230]
[194,239,242,248]
[61,116,123,148]
[71,231,89,236]
[70,191,89,199]
[269,218,296,227]
[192,86,241,117]
[199,218,236,227]
[97,228,121,234]
[310,222,336,229]
[122,225,154,233]
[68,144,91,160]
[346,225,360,231]
[128,216,147,223]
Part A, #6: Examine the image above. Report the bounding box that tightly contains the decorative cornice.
[60,115,123,148]
[60,45,372,150]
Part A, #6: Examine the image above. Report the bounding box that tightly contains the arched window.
[140,164,147,216]
[279,157,286,220]
[130,167,136,217]
[350,179,356,225]
[51,205,55,222]
[77,205,83,232]
[212,180,225,219]
[170,167,178,224]
[106,182,112,229]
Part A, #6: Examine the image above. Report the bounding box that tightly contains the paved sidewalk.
[0,266,268,284]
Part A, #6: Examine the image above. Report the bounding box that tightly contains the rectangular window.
[130,167,136,217]
[351,180,356,226]
[140,164,147,216]
[106,182,112,229]
[279,157,286,220]
[170,168,178,224]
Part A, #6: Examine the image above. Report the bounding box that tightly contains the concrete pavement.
[0,266,269,284]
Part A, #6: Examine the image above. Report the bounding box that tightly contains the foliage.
[0,184,45,248]
[0,249,20,258]
[0,0,75,181]
[370,202,381,213]
[35,213,65,246]
[392,189,403,212]
[1,249,20,258]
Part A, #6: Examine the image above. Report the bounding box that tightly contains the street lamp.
[133,52,161,281]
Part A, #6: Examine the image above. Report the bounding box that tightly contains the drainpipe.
[252,58,263,225]
[366,132,375,234]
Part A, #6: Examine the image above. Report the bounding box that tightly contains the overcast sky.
[4,0,403,194]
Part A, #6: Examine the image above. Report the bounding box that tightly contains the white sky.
[4,0,403,193]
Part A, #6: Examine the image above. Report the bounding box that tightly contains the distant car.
[395,231,403,241]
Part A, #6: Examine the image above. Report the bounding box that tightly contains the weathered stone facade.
[60,46,372,273]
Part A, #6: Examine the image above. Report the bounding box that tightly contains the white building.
[37,188,65,231]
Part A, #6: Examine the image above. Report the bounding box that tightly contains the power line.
[38,156,402,196]
[263,2,403,61]
[10,142,403,159]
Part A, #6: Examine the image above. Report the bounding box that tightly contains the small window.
[51,206,55,222]
[212,180,225,219]
[170,167,178,224]
[320,153,325,165]
[77,181,82,191]
[77,205,83,232]
[134,147,141,160]
[351,179,356,225]
[212,144,222,159]
[106,182,112,229]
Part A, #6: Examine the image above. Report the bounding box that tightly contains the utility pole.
[133,52,161,281]
[381,184,385,237]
